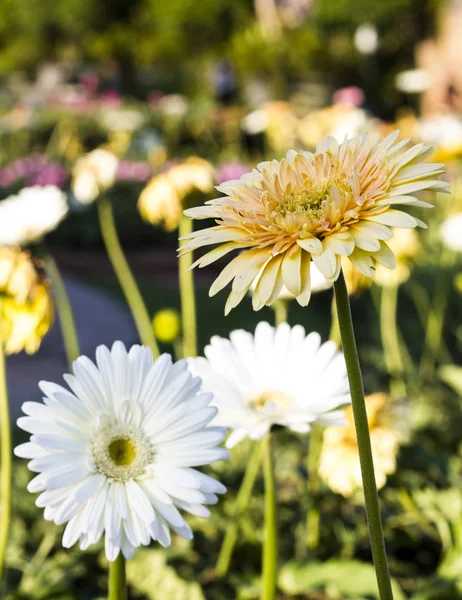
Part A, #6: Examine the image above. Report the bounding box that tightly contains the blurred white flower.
[15,343,228,561]
[241,109,269,135]
[99,108,144,132]
[354,24,378,55]
[189,322,350,448]
[417,114,462,154]
[395,69,431,94]
[0,185,68,246]
[72,149,119,205]
[441,213,462,252]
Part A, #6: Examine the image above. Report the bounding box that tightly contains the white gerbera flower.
[440,213,462,252]
[15,343,229,561]
[0,185,68,246]
[189,322,350,448]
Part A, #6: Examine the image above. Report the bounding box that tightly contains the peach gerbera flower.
[181,132,448,314]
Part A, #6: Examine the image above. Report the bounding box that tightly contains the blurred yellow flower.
[374,228,420,286]
[72,148,119,205]
[298,105,370,149]
[183,132,447,314]
[0,248,54,355]
[139,157,214,231]
[319,393,401,497]
[152,309,181,343]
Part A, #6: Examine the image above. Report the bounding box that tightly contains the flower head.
[152,309,181,343]
[189,322,350,448]
[0,247,54,354]
[319,393,402,497]
[0,186,68,247]
[183,132,447,314]
[15,344,228,561]
[72,148,119,205]
[139,158,215,231]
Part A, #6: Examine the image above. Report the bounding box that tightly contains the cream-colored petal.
[353,221,392,241]
[297,236,323,256]
[312,247,337,279]
[209,248,271,297]
[252,254,284,310]
[376,195,434,209]
[189,242,246,270]
[281,246,303,296]
[323,233,355,256]
[365,210,420,228]
[372,242,396,269]
[350,228,381,252]
[296,252,312,306]
[348,248,376,277]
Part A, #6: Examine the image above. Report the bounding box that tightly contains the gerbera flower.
[182,132,447,314]
[188,322,350,448]
[0,247,54,354]
[138,158,214,231]
[0,186,68,246]
[72,148,119,205]
[319,393,403,497]
[15,344,228,561]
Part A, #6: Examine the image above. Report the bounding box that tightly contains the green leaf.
[278,559,406,600]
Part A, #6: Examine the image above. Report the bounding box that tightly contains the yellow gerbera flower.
[0,248,54,355]
[139,157,214,231]
[318,393,402,497]
[182,132,448,314]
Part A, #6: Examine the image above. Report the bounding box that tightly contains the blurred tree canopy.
[0,0,440,114]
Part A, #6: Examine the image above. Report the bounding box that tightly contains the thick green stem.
[334,271,393,600]
[179,217,198,358]
[0,302,11,584]
[108,554,127,600]
[216,440,264,576]
[97,197,159,358]
[261,433,277,600]
[380,284,406,397]
[306,424,323,550]
[42,253,80,366]
[272,299,288,326]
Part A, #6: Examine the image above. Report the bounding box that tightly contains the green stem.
[108,554,127,600]
[42,253,80,366]
[261,433,277,600]
[272,299,289,326]
[216,440,264,576]
[380,284,406,397]
[97,197,159,358]
[306,424,323,550]
[420,250,455,375]
[0,301,11,584]
[179,217,198,358]
[334,271,393,600]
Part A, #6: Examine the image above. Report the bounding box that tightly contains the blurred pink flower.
[116,160,153,182]
[332,86,365,108]
[215,162,251,184]
[0,155,68,189]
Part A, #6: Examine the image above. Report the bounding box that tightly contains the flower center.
[108,438,137,466]
[91,422,153,482]
[249,391,291,414]
[269,176,354,232]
